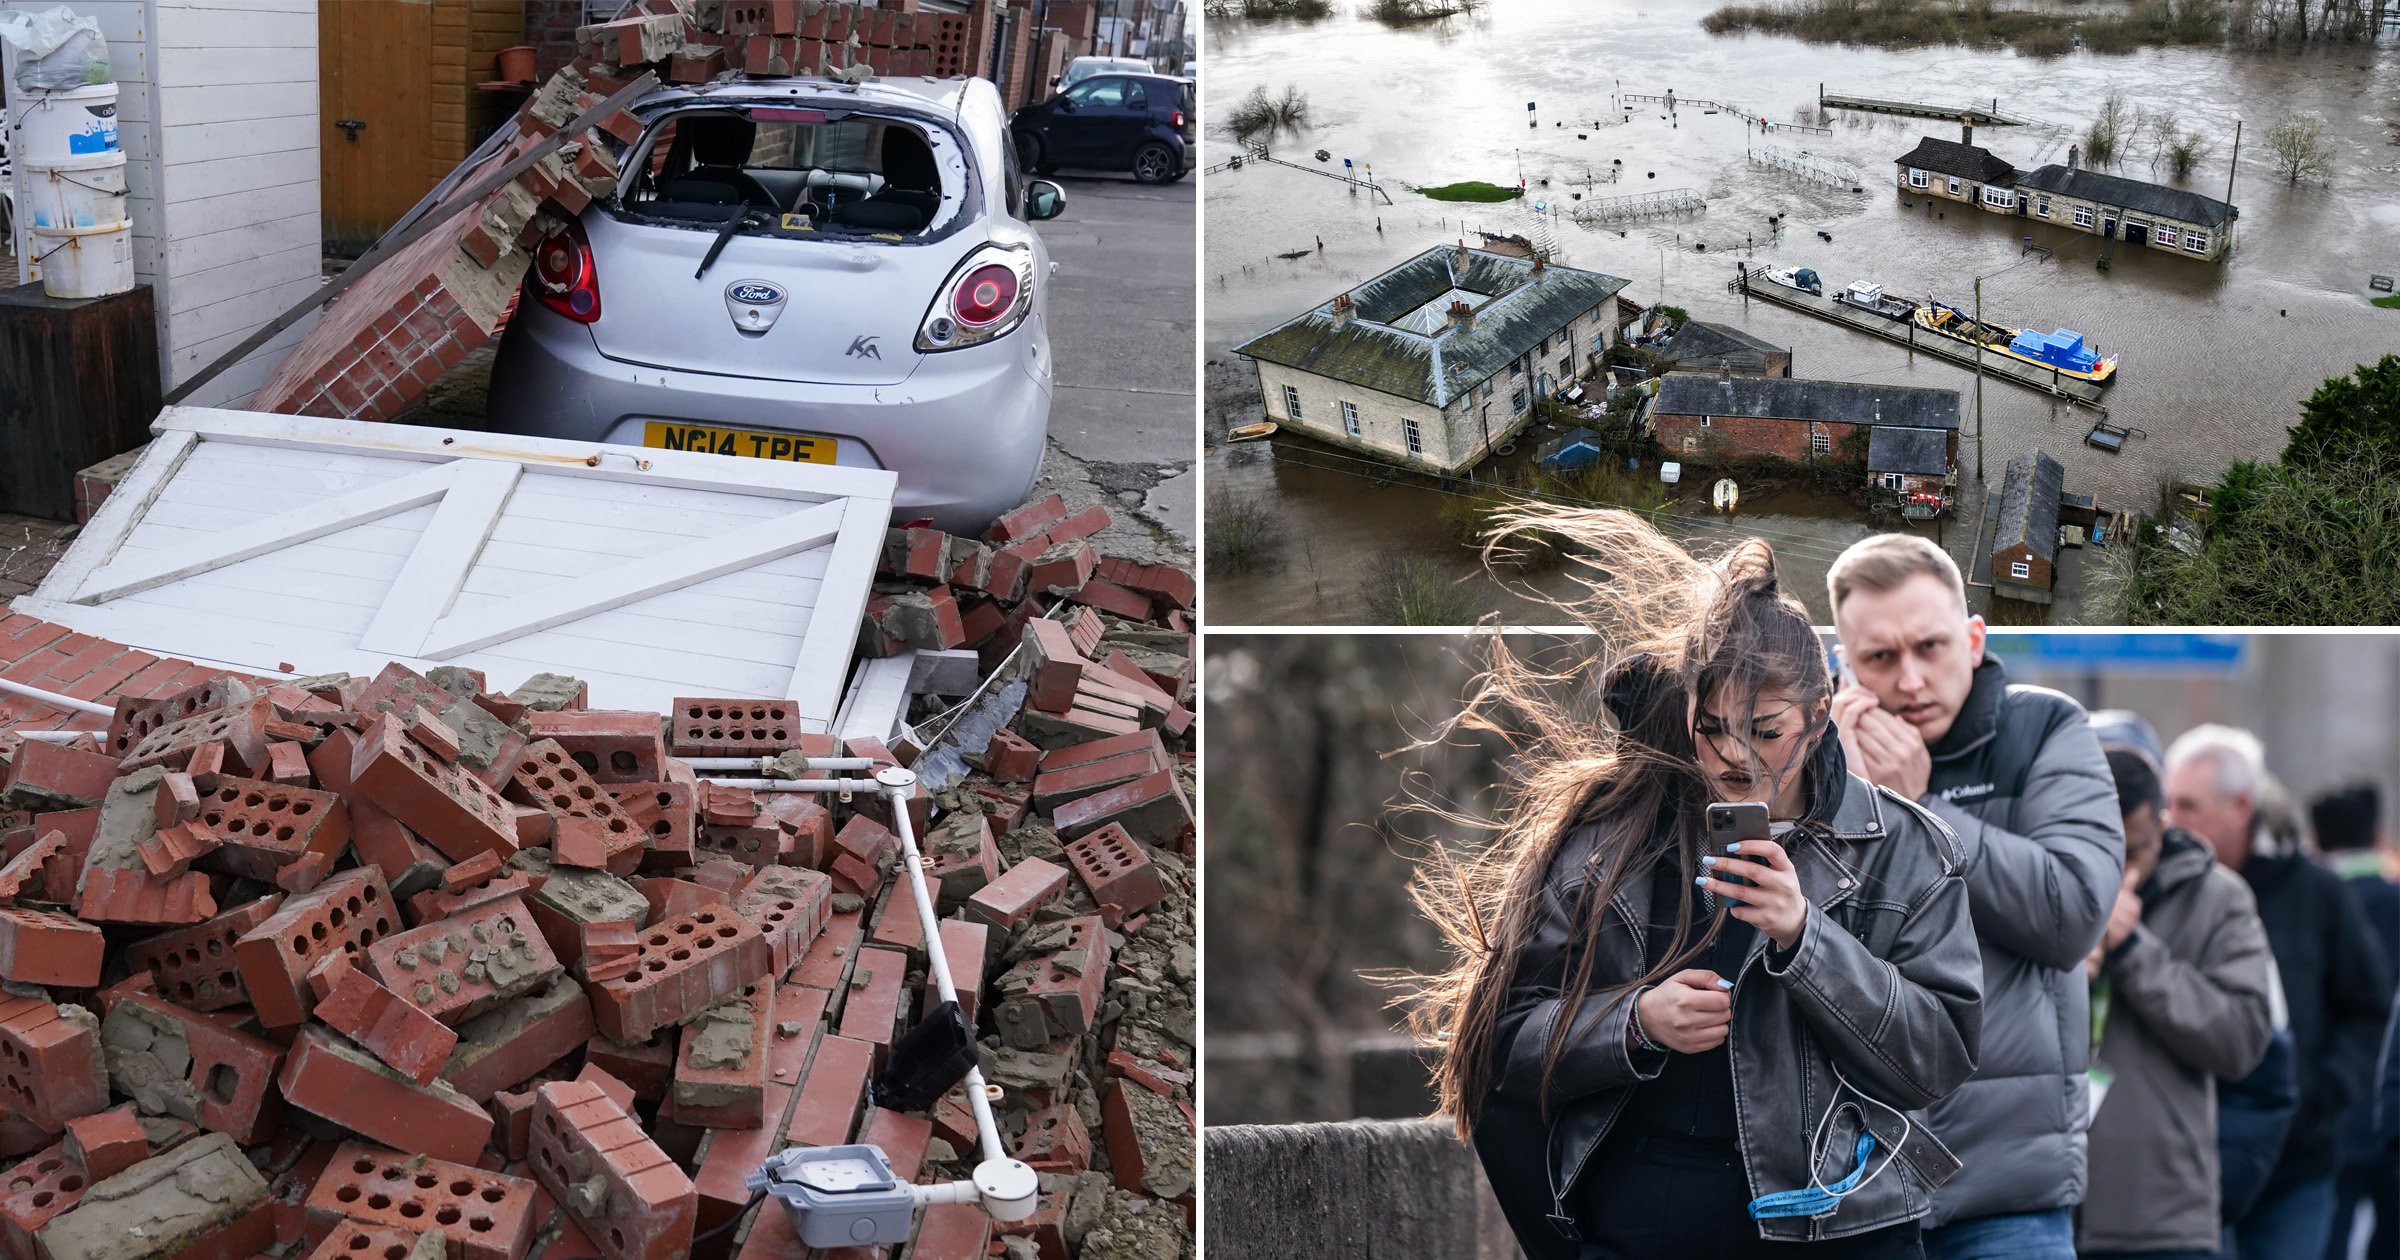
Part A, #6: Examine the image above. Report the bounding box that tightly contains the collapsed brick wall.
[249,0,1022,424]
[0,506,1199,1259]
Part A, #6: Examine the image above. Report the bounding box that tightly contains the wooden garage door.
[14,409,898,722]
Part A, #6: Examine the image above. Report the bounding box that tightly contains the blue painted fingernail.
[1694,876,1709,887]
[1701,855,1717,867]
[1725,843,1743,853]
[1715,979,1735,991]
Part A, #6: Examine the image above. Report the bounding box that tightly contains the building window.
[2185,229,2210,254]
[1698,415,1711,428]
[1404,418,1423,456]
[1879,472,1904,491]
[1908,168,1929,190]
[1510,360,1522,377]
[1810,426,1832,455]
[1510,388,1526,413]
[1537,336,1550,355]
[1559,355,1573,378]
[1340,400,1360,436]
[2154,225,2179,249]
[2010,560,2031,580]
[1282,384,1302,420]
[1946,176,1961,196]
[2073,205,2096,228]
[2036,196,2051,217]
[1981,186,2015,210]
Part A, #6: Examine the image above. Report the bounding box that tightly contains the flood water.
[1203,0,2400,625]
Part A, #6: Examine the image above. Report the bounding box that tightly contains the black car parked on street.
[1009,72,1192,185]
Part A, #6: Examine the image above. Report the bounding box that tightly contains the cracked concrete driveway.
[1027,173,1196,569]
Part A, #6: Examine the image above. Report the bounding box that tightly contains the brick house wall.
[525,0,584,80]
[1254,361,1457,472]
[1994,543,2055,602]
[1653,413,1866,464]
[1764,349,1794,378]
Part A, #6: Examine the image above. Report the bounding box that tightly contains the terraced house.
[1893,132,2235,262]
[1232,245,1630,472]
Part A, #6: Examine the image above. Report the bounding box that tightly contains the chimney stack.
[2068,143,2080,171]
[1332,292,1354,324]
[1448,299,1474,329]
[1961,116,1974,146]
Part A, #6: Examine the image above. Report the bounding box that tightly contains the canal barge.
[1913,300,2118,384]
[1835,280,1918,321]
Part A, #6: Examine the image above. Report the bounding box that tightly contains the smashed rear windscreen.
[617,105,967,239]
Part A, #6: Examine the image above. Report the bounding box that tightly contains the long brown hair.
[1402,505,1832,1137]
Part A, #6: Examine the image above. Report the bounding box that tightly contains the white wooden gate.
[14,409,897,723]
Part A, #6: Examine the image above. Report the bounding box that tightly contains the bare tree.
[2167,126,2216,178]
[2085,92,2133,168]
[2265,112,2334,183]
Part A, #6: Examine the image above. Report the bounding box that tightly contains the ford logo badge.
[728,281,785,305]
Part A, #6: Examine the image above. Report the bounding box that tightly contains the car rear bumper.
[487,300,1052,535]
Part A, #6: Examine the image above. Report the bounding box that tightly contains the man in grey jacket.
[1828,534,2125,1260]
[2080,745,2277,1259]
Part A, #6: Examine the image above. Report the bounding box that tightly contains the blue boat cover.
[2008,327,2098,370]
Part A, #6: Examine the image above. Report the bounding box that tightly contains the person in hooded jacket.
[1406,510,1984,1260]
[2078,745,2276,1259]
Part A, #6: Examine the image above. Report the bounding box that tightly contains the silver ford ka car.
[486,76,1064,534]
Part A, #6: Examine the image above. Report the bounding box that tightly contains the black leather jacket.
[1473,738,1984,1254]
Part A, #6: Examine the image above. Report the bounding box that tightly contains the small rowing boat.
[1226,422,1278,442]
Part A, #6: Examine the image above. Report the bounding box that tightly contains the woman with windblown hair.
[1406,509,1983,1260]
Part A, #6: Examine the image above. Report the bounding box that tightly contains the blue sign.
[728,282,785,305]
[1987,633,2247,672]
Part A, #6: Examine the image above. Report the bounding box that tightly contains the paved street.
[1027,172,1197,567]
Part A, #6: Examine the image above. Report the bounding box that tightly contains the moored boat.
[1912,300,2117,384]
[1227,422,1279,441]
[1835,280,1917,321]
[1762,265,1822,296]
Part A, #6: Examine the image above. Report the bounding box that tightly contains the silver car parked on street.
[487,76,1065,534]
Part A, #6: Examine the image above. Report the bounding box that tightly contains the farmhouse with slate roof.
[1651,374,1963,516]
[1232,245,1630,472]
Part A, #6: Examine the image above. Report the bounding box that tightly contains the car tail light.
[531,220,601,324]
[1170,108,1185,130]
[916,244,1034,352]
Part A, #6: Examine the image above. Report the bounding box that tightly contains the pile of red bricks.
[249,0,1084,426]
[0,608,1195,1257]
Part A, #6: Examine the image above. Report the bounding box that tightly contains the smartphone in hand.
[1706,802,1771,887]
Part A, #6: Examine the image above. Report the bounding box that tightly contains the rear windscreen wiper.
[694,204,750,280]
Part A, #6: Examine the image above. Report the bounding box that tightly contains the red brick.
[608,781,697,870]
[1100,1079,1195,1200]
[788,901,865,993]
[101,677,223,757]
[234,866,398,1027]
[134,819,220,878]
[0,829,65,901]
[782,1033,871,1148]
[1032,746,1166,811]
[74,865,217,927]
[186,775,352,881]
[666,698,805,758]
[730,864,831,977]
[311,965,457,1086]
[1052,768,1194,849]
[61,1106,146,1182]
[1017,1100,1092,1173]
[584,1029,675,1103]
[1063,823,1167,928]
[33,1131,274,1260]
[913,1202,994,1260]
[118,897,282,1011]
[350,712,519,863]
[279,1026,493,1164]
[521,710,664,784]
[0,905,103,987]
[301,1141,538,1260]
[310,729,446,895]
[505,739,645,874]
[1094,556,1196,613]
[834,945,908,1056]
[758,793,834,868]
[998,1188,1071,1260]
[121,696,272,776]
[1025,539,1097,597]
[0,1141,84,1256]
[662,983,772,1129]
[100,993,286,1143]
[992,915,1109,1050]
[933,917,990,1023]
[364,894,561,1026]
[0,738,118,808]
[985,494,1067,545]
[982,728,1039,782]
[1020,617,1089,712]
[440,973,593,1103]
[530,1078,694,1260]
[964,856,1069,931]
[586,907,774,1043]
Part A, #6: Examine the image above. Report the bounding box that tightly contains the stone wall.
[1204,1118,1524,1260]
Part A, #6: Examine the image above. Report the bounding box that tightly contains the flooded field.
[1202,0,2400,625]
